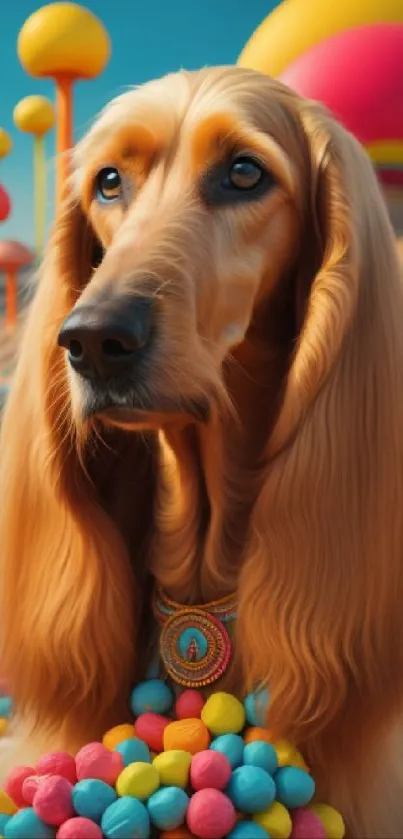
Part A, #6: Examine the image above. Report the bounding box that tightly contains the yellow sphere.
[17,2,111,80]
[239,0,403,77]
[201,691,246,736]
[0,129,12,160]
[253,801,292,839]
[116,761,160,800]
[13,96,55,136]
[153,749,192,788]
[309,804,345,839]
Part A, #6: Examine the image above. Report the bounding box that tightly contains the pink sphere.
[75,742,123,785]
[36,751,77,784]
[187,789,236,839]
[190,751,232,791]
[22,775,45,805]
[291,808,326,839]
[175,690,205,719]
[134,712,171,752]
[33,775,74,826]
[0,184,11,223]
[57,817,103,839]
[4,764,35,807]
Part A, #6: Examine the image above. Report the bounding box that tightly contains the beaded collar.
[152,587,237,689]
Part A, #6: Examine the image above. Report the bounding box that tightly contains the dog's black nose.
[58,296,152,380]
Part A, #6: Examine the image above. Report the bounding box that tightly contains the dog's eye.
[227,157,264,190]
[201,155,275,206]
[95,167,122,203]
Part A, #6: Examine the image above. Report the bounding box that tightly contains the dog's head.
[52,66,380,442]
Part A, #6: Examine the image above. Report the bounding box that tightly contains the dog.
[1,67,403,837]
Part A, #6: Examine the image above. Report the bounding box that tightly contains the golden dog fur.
[1,67,403,837]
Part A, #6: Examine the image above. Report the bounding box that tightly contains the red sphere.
[0,184,11,223]
[190,751,232,791]
[134,712,171,752]
[75,742,123,785]
[57,817,103,839]
[175,690,205,719]
[4,764,35,807]
[187,789,236,839]
[291,808,326,839]
[36,751,77,784]
[22,774,45,805]
[33,775,74,826]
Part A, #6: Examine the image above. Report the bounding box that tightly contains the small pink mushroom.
[0,240,34,328]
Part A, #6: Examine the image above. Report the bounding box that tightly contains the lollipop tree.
[13,96,55,259]
[0,129,12,163]
[17,2,110,212]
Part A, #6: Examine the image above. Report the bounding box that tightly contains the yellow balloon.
[0,128,12,160]
[239,0,403,77]
[13,95,55,136]
[18,1,110,80]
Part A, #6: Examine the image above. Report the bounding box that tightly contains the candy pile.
[0,682,345,839]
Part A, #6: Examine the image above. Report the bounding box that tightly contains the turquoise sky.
[0,0,279,247]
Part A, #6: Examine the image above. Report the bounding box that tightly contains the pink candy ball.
[4,764,35,807]
[36,751,77,784]
[190,751,232,791]
[56,817,103,839]
[175,690,205,719]
[75,742,123,785]
[134,712,171,753]
[291,808,326,839]
[187,789,236,839]
[33,775,74,826]
[22,775,45,805]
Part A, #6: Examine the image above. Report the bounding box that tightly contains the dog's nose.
[57,297,152,380]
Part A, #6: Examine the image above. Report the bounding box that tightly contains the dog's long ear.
[0,194,156,748]
[238,104,403,763]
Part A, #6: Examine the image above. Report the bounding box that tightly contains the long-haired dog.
[1,67,403,837]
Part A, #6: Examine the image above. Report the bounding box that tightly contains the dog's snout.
[58,296,153,380]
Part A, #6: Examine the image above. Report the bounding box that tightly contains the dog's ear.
[237,103,403,766]
[0,189,155,749]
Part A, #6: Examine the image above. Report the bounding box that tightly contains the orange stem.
[55,76,74,213]
[5,270,17,329]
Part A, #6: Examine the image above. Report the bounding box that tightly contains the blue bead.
[274,766,315,808]
[210,733,244,768]
[0,815,10,834]
[72,779,117,823]
[227,821,270,839]
[0,696,12,718]
[243,688,270,727]
[243,741,278,775]
[147,786,189,831]
[115,736,151,766]
[4,810,55,839]
[101,796,150,839]
[130,679,174,716]
[227,765,276,814]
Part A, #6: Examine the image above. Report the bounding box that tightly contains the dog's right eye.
[95,167,122,203]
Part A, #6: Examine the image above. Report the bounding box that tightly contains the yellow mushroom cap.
[13,96,55,136]
[17,2,111,80]
[0,129,12,160]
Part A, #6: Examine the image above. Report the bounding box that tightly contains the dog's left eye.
[202,155,275,206]
[95,167,122,203]
[227,157,264,190]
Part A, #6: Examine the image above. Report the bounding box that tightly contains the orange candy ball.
[163,718,210,755]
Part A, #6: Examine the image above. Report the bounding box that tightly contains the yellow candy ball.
[116,762,159,800]
[103,723,135,751]
[274,739,301,767]
[0,788,17,816]
[253,801,292,839]
[0,718,8,737]
[153,749,192,788]
[309,804,345,839]
[201,692,245,736]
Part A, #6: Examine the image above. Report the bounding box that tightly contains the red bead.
[175,690,205,720]
[291,808,326,839]
[187,789,236,839]
[57,817,103,838]
[4,765,35,807]
[134,712,171,752]
[36,751,77,784]
[22,775,44,805]
[190,751,232,791]
[75,743,123,785]
[33,775,74,826]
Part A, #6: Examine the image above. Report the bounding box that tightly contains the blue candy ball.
[72,779,117,823]
[147,786,189,831]
[0,696,12,718]
[115,736,151,766]
[227,765,276,814]
[0,815,10,834]
[130,679,174,716]
[210,733,244,768]
[243,741,278,775]
[274,766,315,808]
[101,797,150,839]
[243,688,270,727]
[227,821,270,839]
[4,810,55,839]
